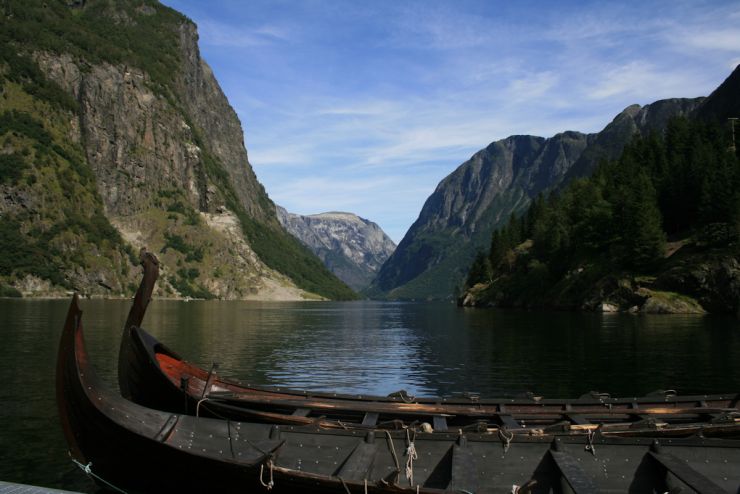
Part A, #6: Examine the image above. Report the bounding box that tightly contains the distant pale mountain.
[368,97,703,300]
[276,207,396,291]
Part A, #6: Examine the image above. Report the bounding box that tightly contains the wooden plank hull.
[58,295,740,493]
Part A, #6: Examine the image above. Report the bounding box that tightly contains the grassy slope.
[0,80,136,294]
[1,0,356,300]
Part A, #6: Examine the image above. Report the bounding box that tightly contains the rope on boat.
[384,430,401,484]
[259,459,275,490]
[498,428,513,453]
[400,391,415,404]
[585,429,596,456]
[196,397,209,417]
[71,458,128,494]
[339,477,352,494]
[388,389,416,403]
[405,429,418,486]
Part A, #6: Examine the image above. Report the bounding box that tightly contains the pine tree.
[466,250,492,287]
[621,170,666,268]
[489,230,507,270]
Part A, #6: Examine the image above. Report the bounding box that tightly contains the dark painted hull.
[58,295,740,493]
[59,297,740,493]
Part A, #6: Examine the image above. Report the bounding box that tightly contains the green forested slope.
[0,0,355,299]
[463,117,740,314]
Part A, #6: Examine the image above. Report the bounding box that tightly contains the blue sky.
[162,0,740,243]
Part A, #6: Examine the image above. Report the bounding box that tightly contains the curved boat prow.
[118,251,159,399]
[55,293,86,464]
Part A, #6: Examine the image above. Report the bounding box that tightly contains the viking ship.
[57,293,740,493]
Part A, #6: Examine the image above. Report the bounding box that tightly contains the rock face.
[370,98,703,300]
[369,131,592,299]
[655,250,740,315]
[34,25,270,222]
[276,207,396,291]
[0,0,353,300]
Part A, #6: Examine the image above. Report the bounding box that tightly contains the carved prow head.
[118,249,160,399]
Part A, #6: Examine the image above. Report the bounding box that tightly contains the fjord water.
[1,299,738,491]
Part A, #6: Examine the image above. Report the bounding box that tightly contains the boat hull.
[59,295,740,493]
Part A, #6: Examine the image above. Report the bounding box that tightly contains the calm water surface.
[0,298,738,491]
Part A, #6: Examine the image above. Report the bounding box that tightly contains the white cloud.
[197,19,293,47]
[505,72,560,103]
[165,0,740,242]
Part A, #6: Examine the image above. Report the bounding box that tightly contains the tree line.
[465,117,740,289]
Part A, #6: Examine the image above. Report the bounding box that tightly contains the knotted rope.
[405,429,418,486]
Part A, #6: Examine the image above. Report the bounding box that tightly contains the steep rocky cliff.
[368,131,591,299]
[0,0,354,300]
[369,98,702,300]
[276,207,396,291]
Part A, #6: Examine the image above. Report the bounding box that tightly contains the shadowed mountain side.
[694,64,740,122]
[369,96,705,300]
[368,132,591,299]
[562,98,703,184]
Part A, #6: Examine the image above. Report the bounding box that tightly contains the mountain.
[460,67,740,315]
[369,98,702,300]
[562,98,702,183]
[276,207,396,291]
[694,64,740,121]
[0,0,355,300]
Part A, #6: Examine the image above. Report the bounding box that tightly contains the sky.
[161,0,740,243]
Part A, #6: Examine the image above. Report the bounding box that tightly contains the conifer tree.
[621,170,665,268]
[465,250,492,287]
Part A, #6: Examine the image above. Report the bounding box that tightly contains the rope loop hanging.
[259,459,275,490]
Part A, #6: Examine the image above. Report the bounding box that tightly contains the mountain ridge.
[369,96,706,300]
[459,67,740,314]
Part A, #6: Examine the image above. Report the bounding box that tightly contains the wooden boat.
[118,254,740,438]
[57,293,740,493]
